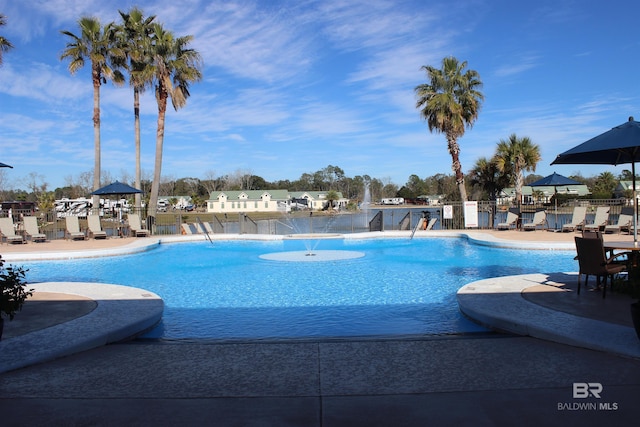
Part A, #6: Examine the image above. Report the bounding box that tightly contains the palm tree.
[146,23,202,222]
[415,56,484,201]
[0,14,14,67]
[60,17,124,212]
[468,156,509,201]
[117,8,156,211]
[494,134,541,205]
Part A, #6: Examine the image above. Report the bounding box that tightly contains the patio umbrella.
[551,117,640,242]
[0,162,13,168]
[91,181,142,221]
[91,181,142,196]
[529,172,583,230]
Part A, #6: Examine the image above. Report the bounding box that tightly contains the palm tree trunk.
[91,66,101,214]
[515,168,524,206]
[134,87,141,211]
[447,135,467,201]
[148,87,168,221]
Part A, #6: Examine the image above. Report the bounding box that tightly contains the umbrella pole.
[634,163,638,245]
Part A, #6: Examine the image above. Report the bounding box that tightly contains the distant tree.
[381,182,399,198]
[619,169,637,181]
[61,17,124,212]
[415,56,484,201]
[494,134,541,205]
[405,174,426,197]
[0,14,14,67]
[592,171,617,198]
[396,186,415,199]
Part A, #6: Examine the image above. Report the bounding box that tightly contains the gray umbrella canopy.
[552,117,640,241]
[91,181,142,195]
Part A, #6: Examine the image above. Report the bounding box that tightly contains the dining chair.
[574,236,626,298]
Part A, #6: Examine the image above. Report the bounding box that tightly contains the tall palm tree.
[415,56,484,201]
[117,8,156,211]
[494,134,541,205]
[0,14,14,67]
[147,23,202,222]
[61,17,124,212]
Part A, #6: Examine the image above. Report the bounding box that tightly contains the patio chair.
[574,236,626,298]
[425,217,437,230]
[583,206,610,232]
[180,223,195,235]
[128,213,150,237]
[562,206,587,232]
[23,216,46,242]
[581,229,602,239]
[0,217,24,244]
[202,221,215,234]
[496,212,518,230]
[604,214,633,234]
[65,216,86,240]
[87,215,107,239]
[522,211,547,231]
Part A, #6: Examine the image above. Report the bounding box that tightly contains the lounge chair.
[87,215,107,239]
[583,206,610,232]
[522,211,547,231]
[562,206,587,232]
[496,212,518,230]
[181,223,195,235]
[0,217,24,244]
[65,216,86,240]
[193,222,206,234]
[23,216,46,242]
[604,214,633,234]
[574,236,626,298]
[202,221,215,234]
[128,214,150,237]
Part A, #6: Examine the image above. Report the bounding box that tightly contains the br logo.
[573,383,602,398]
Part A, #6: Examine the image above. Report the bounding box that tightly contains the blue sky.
[1,0,640,191]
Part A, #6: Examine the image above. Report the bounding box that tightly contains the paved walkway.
[1,231,639,425]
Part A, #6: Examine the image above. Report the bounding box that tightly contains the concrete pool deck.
[1,230,640,425]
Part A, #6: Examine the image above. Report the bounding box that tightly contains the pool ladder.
[410,218,424,239]
[196,217,214,244]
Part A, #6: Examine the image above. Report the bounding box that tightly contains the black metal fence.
[0,199,633,240]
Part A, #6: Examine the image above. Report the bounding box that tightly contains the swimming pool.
[21,237,577,340]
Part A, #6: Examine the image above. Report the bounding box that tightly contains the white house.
[207,190,349,213]
[289,191,348,210]
[207,190,290,213]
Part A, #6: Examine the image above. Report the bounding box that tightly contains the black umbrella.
[552,117,640,242]
[529,172,583,230]
[529,172,581,187]
[91,181,142,195]
[0,162,13,168]
[91,181,142,221]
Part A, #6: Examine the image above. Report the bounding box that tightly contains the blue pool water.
[20,238,577,340]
